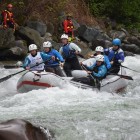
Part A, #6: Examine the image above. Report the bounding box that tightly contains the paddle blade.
[119,75,133,80]
[109,73,133,80]
[0,75,12,83]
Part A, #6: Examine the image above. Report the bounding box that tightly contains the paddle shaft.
[121,65,140,73]
[109,73,133,80]
[0,61,46,83]
[81,65,101,90]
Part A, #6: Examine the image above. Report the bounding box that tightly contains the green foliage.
[88,0,140,29]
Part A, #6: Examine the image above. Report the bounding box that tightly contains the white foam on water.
[0,56,140,139]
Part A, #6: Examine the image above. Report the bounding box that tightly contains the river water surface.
[0,56,140,140]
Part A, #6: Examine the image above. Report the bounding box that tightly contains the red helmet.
[7,4,13,8]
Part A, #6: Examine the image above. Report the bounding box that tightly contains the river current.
[0,56,140,140]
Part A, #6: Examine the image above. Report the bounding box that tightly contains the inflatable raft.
[17,58,128,93]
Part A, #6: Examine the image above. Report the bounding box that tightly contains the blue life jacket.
[92,64,107,78]
[62,43,76,59]
[43,49,64,67]
[108,48,124,65]
[87,63,107,78]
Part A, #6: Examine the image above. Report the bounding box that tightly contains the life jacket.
[93,63,107,79]
[63,19,74,32]
[28,52,44,71]
[62,43,76,59]
[44,49,58,66]
[1,10,14,25]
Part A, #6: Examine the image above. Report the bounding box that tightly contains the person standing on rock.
[1,4,16,31]
[90,46,111,70]
[23,44,55,71]
[59,34,82,77]
[62,14,74,42]
[43,41,65,76]
[105,38,124,73]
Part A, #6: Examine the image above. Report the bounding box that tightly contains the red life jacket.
[63,19,74,33]
[1,10,15,26]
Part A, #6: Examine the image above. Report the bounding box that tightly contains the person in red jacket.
[1,4,15,30]
[63,14,74,41]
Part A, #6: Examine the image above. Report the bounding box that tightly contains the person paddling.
[43,41,65,76]
[105,38,124,73]
[23,44,55,71]
[91,46,111,70]
[59,34,82,77]
[74,55,107,88]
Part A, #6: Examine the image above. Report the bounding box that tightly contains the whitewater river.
[0,56,140,140]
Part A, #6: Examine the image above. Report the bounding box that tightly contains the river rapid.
[0,56,140,140]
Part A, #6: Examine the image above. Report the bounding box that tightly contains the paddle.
[0,61,46,83]
[108,73,133,80]
[81,64,101,90]
[3,65,22,69]
[121,65,140,73]
[77,54,85,59]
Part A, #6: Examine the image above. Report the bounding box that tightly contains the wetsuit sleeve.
[40,52,52,61]
[70,43,81,52]
[104,55,111,69]
[54,50,64,62]
[22,57,31,69]
[118,52,125,63]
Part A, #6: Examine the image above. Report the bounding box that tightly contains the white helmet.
[29,44,37,51]
[96,54,104,62]
[61,34,68,39]
[95,46,104,52]
[43,41,52,48]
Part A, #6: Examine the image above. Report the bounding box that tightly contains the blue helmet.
[112,38,121,46]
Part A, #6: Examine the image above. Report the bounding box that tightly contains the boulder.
[73,40,93,58]
[76,24,100,42]
[122,44,140,54]
[46,22,54,34]
[42,32,53,42]
[91,39,112,50]
[26,21,47,37]
[127,36,140,47]
[109,30,127,40]
[0,119,54,140]
[0,28,15,50]
[76,24,111,43]
[16,26,42,48]
[72,19,80,30]
[124,51,135,56]
[15,40,28,56]
[0,40,28,60]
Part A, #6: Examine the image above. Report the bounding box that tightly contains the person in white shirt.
[59,34,82,76]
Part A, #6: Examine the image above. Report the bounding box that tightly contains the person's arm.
[63,20,68,33]
[54,50,64,62]
[3,12,8,28]
[118,52,124,63]
[70,43,81,53]
[40,52,52,61]
[11,12,15,24]
[22,57,30,69]
[93,66,107,78]
[104,55,111,69]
